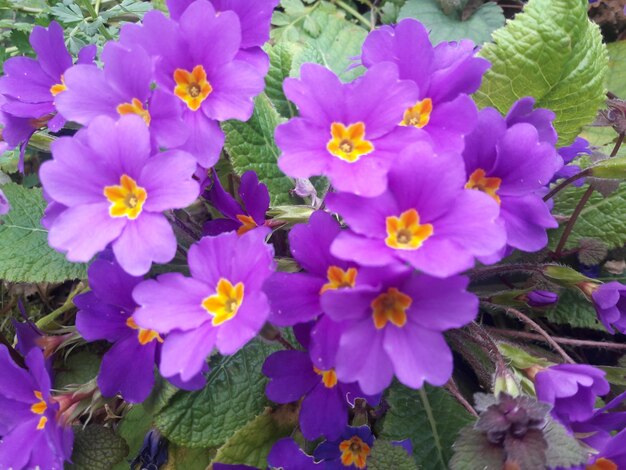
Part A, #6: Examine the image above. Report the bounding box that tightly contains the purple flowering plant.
[0,0,626,469]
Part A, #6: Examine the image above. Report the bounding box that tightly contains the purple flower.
[120,0,265,167]
[526,290,559,307]
[504,97,558,146]
[461,105,562,258]
[535,364,610,428]
[0,187,9,215]
[314,426,374,470]
[587,428,626,469]
[326,146,506,278]
[203,170,269,236]
[590,281,626,334]
[321,269,477,395]
[263,349,380,440]
[360,19,487,152]
[0,345,73,468]
[75,258,161,403]
[56,42,188,150]
[554,137,591,186]
[133,229,275,387]
[0,21,96,170]
[275,62,424,197]
[39,114,199,275]
[167,0,280,74]
[268,438,319,469]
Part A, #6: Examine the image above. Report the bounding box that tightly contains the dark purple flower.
[133,229,275,387]
[326,145,505,278]
[56,42,188,150]
[203,170,269,236]
[39,114,199,275]
[276,62,424,197]
[314,426,374,470]
[75,259,161,403]
[535,364,610,429]
[554,137,590,186]
[590,281,626,334]
[0,187,9,215]
[0,345,73,468]
[120,0,265,167]
[268,438,320,469]
[263,349,380,440]
[361,18,487,153]
[461,104,562,259]
[526,290,559,308]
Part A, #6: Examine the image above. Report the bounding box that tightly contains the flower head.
[590,282,626,334]
[133,229,275,386]
[39,114,199,275]
[313,426,374,469]
[554,137,590,186]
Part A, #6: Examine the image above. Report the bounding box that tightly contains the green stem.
[36,283,87,330]
[79,0,113,40]
[333,0,372,28]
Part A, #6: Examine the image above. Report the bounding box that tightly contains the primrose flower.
[588,282,626,334]
[360,18,487,152]
[167,0,279,74]
[0,21,95,170]
[554,137,590,185]
[535,364,610,430]
[0,345,73,468]
[313,426,374,470]
[39,115,199,275]
[461,105,562,257]
[75,258,161,403]
[263,349,380,440]
[120,0,265,167]
[268,438,320,469]
[321,269,477,395]
[56,42,188,150]
[203,170,269,235]
[133,229,275,387]
[275,62,424,197]
[326,144,506,278]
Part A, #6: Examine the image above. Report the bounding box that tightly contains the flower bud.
[526,290,559,307]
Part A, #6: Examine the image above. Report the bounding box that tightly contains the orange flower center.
[174,65,213,111]
[320,266,358,294]
[326,122,374,163]
[104,174,148,220]
[371,287,412,329]
[117,98,151,125]
[236,214,258,235]
[385,208,433,250]
[50,75,67,97]
[126,317,163,345]
[31,390,48,430]
[587,458,618,470]
[202,278,245,326]
[313,367,338,388]
[339,436,371,469]
[401,98,432,128]
[465,168,502,204]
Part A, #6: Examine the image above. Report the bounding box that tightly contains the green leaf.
[399,0,504,45]
[213,406,299,467]
[381,384,474,469]
[265,43,298,118]
[154,340,280,448]
[222,94,296,206]
[544,288,604,331]
[69,425,129,470]
[474,0,608,146]
[498,343,551,369]
[54,350,101,389]
[449,426,504,470]
[116,405,154,466]
[543,417,588,468]
[606,40,626,99]
[368,440,417,470]
[0,183,87,282]
[550,183,626,251]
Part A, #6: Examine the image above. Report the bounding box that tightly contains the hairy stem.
[543,168,592,201]
[445,379,478,417]
[486,327,626,351]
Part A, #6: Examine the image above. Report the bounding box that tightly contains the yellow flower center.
[385,208,433,250]
[326,122,374,163]
[465,168,502,205]
[104,174,148,220]
[339,436,371,469]
[313,367,338,388]
[173,65,213,111]
[117,98,151,126]
[202,278,245,326]
[50,75,67,97]
[320,266,358,294]
[126,317,163,345]
[31,390,48,431]
[371,287,412,329]
[236,214,258,236]
[587,458,618,470]
[401,98,432,128]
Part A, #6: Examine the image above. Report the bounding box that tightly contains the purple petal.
[160,323,217,381]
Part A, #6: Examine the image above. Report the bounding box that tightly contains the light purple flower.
[0,345,73,469]
[275,62,424,197]
[0,187,9,215]
[75,258,161,403]
[326,145,506,278]
[554,137,591,186]
[39,114,199,275]
[133,229,275,386]
[120,0,265,167]
[360,18,487,152]
[590,281,626,334]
